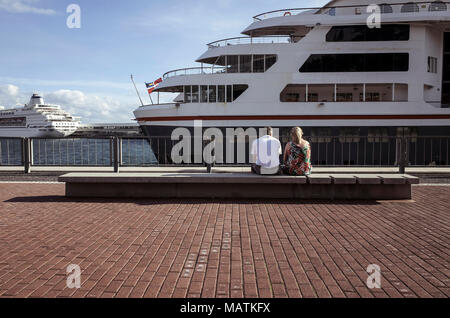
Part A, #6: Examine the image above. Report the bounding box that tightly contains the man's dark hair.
[266,127,273,136]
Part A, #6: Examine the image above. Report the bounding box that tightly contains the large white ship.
[134,0,450,164]
[0,94,80,138]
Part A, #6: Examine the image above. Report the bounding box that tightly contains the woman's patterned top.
[285,141,312,176]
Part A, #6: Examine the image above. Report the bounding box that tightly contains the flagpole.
[130,74,145,106]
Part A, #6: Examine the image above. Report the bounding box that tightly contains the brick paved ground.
[0,183,448,298]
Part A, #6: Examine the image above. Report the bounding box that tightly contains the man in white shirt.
[251,127,282,175]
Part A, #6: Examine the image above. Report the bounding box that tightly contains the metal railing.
[163,66,227,80]
[207,36,294,48]
[1,135,449,173]
[252,1,450,21]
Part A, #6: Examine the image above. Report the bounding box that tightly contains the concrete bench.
[58,173,419,200]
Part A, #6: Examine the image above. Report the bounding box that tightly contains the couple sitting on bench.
[251,127,312,176]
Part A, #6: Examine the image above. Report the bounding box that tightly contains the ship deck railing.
[207,36,295,48]
[252,1,450,21]
[163,66,227,80]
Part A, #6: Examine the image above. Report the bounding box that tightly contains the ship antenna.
[130,74,145,106]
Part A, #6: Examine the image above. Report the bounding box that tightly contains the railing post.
[399,136,407,174]
[23,138,32,174]
[204,136,215,173]
[113,137,121,173]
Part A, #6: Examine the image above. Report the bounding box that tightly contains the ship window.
[308,84,335,102]
[0,117,26,127]
[216,55,226,66]
[239,55,252,73]
[326,25,410,42]
[226,85,232,102]
[280,84,306,102]
[191,85,199,103]
[445,33,450,52]
[232,85,248,101]
[365,84,393,101]
[201,85,208,103]
[220,55,278,73]
[217,85,226,103]
[401,2,419,13]
[227,55,239,73]
[336,84,364,102]
[300,53,409,72]
[208,85,217,103]
[184,86,192,103]
[429,1,447,11]
[394,84,409,102]
[253,55,265,73]
[265,55,277,71]
[442,83,450,106]
[428,57,438,73]
[280,83,408,102]
[380,4,393,13]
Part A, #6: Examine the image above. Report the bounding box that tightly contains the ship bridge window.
[401,2,419,13]
[300,53,409,73]
[326,25,410,42]
[429,1,447,11]
[216,55,278,73]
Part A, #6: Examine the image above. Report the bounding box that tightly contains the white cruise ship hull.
[0,128,75,138]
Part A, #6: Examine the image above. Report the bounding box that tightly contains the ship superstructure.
[134,0,450,164]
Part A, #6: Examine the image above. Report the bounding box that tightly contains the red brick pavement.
[0,183,448,298]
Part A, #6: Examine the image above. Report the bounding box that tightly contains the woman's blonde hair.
[291,127,303,145]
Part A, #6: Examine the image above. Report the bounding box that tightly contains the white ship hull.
[0,127,76,138]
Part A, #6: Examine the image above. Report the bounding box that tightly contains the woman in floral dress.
[282,127,312,176]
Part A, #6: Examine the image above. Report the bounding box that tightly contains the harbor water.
[0,138,158,166]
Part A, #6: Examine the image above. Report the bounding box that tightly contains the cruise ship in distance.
[0,94,81,138]
[134,0,450,163]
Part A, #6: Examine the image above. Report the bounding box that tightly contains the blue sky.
[0,0,327,123]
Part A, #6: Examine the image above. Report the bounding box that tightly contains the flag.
[145,77,163,94]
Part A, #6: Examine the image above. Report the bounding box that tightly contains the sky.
[0,0,328,123]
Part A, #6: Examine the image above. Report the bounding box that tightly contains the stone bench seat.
[58,173,419,200]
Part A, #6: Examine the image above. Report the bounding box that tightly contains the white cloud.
[0,84,23,107]
[0,84,138,123]
[0,84,19,96]
[0,0,56,15]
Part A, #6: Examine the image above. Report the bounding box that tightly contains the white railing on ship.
[207,36,293,48]
[163,66,227,79]
[252,1,450,21]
